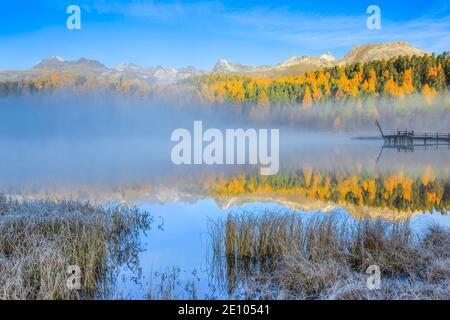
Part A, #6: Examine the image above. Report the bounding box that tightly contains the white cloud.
[88,1,450,54]
[224,6,450,54]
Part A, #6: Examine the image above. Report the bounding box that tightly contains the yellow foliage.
[422,84,437,106]
[421,166,436,186]
[302,86,313,108]
[303,168,313,187]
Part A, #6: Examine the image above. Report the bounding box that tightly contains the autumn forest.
[2,52,450,130]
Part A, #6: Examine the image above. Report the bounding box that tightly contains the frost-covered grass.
[0,195,150,300]
[148,266,199,300]
[209,210,450,300]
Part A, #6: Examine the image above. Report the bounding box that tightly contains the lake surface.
[106,200,450,300]
[0,104,449,299]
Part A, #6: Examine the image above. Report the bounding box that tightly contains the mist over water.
[0,95,239,188]
[0,94,450,198]
[1,96,450,301]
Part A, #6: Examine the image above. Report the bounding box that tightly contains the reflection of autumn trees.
[211,167,449,213]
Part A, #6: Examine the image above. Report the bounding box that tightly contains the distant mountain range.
[0,42,428,84]
[212,51,337,76]
[212,42,427,76]
[0,56,203,84]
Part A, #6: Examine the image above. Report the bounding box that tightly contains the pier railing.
[375,121,450,146]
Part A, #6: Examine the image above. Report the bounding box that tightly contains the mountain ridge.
[211,42,428,76]
[0,42,430,83]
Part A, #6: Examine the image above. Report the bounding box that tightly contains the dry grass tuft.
[0,195,150,300]
[209,209,450,300]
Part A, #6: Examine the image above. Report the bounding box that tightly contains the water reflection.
[1,125,450,298]
[110,201,450,300]
[377,141,450,163]
[2,130,450,196]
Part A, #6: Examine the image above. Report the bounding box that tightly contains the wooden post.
[375,120,385,138]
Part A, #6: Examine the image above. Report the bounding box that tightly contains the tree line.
[190,52,450,108]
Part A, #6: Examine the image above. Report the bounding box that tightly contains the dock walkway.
[375,121,450,147]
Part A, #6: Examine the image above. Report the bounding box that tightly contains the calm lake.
[109,200,450,299]
[1,114,449,298]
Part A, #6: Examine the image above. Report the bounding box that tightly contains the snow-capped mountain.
[0,42,429,82]
[212,59,261,73]
[210,42,427,76]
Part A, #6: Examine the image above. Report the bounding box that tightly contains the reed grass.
[0,195,150,300]
[209,209,450,300]
[148,267,199,300]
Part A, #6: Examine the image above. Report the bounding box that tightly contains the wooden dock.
[375,121,450,147]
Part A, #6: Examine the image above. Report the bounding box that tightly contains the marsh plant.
[148,267,199,300]
[0,195,150,300]
[208,209,450,299]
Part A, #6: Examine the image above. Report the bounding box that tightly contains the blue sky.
[0,0,449,70]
